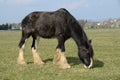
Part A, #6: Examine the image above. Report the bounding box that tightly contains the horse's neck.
[72,29,87,47]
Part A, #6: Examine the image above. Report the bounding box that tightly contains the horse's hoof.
[59,63,71,69]
[17,61,27,65]
[34,61,45,65]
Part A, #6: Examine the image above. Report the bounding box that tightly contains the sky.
[0,0,120,24]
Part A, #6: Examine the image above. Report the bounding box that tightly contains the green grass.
[0,29,120,80]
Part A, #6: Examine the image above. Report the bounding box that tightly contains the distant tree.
[0,23,9,30]
[9,24,12,29]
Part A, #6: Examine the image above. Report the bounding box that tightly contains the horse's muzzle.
[84,58,93,69]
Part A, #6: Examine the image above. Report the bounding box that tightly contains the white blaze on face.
[84,58,93,69]
[88,58,93,68]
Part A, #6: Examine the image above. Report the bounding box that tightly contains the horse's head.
[78,40,94,69]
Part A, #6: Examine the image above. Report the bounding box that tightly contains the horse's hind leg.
[17,35,28,65]
[53,36,71,69]
[31,36,44,65]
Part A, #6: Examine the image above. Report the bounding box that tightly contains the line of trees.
[0,23,21,30]
[0,23,12,30]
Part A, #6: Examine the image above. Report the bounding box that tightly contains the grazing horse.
[17,8,94,69]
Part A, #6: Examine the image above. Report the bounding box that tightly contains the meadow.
[0,29,120,80]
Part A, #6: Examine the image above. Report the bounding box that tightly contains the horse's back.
[21,8,76,38]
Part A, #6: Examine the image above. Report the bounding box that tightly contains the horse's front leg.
[53,36,71,69]
[31,36,44,65]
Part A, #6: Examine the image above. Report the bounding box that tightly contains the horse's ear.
[89,39,92,44]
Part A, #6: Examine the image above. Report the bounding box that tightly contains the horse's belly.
[38,30,55,38]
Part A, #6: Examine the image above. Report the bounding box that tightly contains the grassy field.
[0,29,120,80]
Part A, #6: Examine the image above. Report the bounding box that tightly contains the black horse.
[17,8,94,69]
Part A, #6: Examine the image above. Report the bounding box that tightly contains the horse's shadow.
[43,57,104,68]
[27,57,104,68]
[92,59,104,68]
